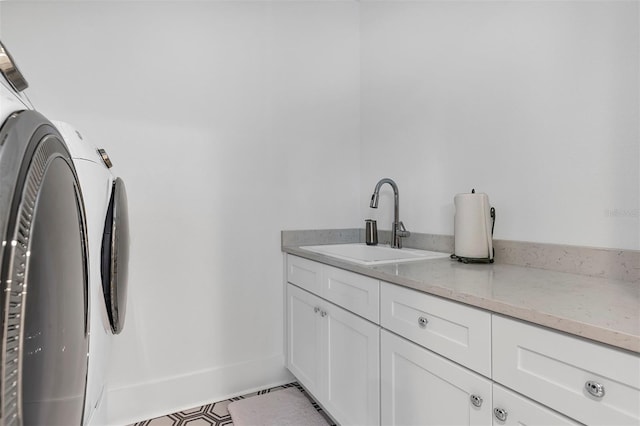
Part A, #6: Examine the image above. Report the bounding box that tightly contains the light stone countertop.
[283,245,640,353]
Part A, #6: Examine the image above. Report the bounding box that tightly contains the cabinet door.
[323,303,380,426]
[286,284,323,396]
[381,330,492,426]
[492,384,580,426]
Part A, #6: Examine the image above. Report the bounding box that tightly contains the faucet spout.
[369,178,410,248]
[369,191,380,209]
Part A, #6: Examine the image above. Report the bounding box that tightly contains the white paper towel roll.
[454,191,494,260]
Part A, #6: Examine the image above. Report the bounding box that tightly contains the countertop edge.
[282,245,640,354]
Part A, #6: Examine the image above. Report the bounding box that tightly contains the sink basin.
[300,243,450,265]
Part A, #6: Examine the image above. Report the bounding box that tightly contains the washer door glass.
[22,155,88,425]
[0,112,89,426]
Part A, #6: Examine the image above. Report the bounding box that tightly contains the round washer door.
[0,111,89,426]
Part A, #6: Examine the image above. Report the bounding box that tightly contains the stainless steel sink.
[300,243,450,265]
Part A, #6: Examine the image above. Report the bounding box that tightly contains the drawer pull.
[493,407,508,422]
[314,306,320,313]
[585,380,605,398]
[320,310,327,317]
[470,394,483,408]
[418,316,428,328]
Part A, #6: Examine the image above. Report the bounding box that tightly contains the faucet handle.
[396,221,410,238]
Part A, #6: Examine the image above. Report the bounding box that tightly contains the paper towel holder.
[451,189,496,264]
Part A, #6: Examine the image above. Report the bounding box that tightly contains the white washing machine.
[54,121,130,426]
[0,41,129,426]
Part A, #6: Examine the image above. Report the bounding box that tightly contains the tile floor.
[131,382,335,426]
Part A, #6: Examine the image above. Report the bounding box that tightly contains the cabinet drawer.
[380,282,492,377]
[287,255,322,296]
[493,315,640,426]
[492,383,580,425]
[323,265,379,323]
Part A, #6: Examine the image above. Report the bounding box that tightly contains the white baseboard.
[106,354,294,425]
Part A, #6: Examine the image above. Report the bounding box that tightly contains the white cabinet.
[323,265,379,323]
[285,253,640,426]
[493,315,640,426]
[323,298,380,426]
[492,384,580,426]
[287,255,323,296]
[381,329,492,426]
[287,255,379,322]
[286,282,323,397]
[380,281,492,377]
[286,283,380,426]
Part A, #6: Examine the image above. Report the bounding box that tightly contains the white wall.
[360,0,639,250]
[1,1,361,423]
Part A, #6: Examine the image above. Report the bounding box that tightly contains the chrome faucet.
[369,178,410,248]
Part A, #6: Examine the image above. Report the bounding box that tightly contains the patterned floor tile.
[132,382,334,426]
